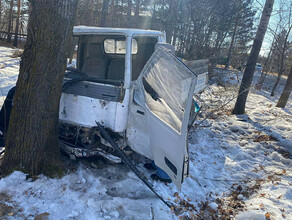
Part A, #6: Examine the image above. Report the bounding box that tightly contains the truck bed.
[184,59,209,94]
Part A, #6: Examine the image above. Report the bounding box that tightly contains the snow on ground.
[0,47,20,107]
[0,163,175,219]
[0,46,291,219]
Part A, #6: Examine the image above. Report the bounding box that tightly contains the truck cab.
[60,26,165,132]
[59,26,208,189]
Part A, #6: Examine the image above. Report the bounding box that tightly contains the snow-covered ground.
[0,47,20,107]
[0,46,291,219]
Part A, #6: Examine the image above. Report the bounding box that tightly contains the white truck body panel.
[59,93,117,129]
[59,88,131,132]
[73,26,165,39]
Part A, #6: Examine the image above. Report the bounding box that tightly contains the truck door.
[131,47,197,190]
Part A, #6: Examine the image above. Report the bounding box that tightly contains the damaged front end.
[59,122,131,163]
[58,70,131,163]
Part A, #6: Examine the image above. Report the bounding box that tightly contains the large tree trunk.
[232,0,274,115]
[7,0,14,43]
[0,0,78,176]
[276,65,292,108]
[13,0,21,47]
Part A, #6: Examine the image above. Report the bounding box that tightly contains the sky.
[253,0,292,56]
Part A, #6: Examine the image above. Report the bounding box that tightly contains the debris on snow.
[208,202,218,211]
[34,212,50,220]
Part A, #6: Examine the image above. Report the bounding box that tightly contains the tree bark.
[1,0,78,176]
[232,0,274,115]
[276,65,292,108]
[7,0,14,43]
[13,0,21,47]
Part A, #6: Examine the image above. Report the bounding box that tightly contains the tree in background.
[225,3,241,70]
[6,0,13,43]
[12,0,21,47]
[225,0,255,70]
[256,30,278,90]
[276,64,292,108]
[99,0,110,26]
[0,0,2,21]
[270,4,292,96]
[255,0,292,94]
[232,0,274,115]
[0,0,78,176]
[0,0,29,44]
[72,0,256,66]
[0,0,257,69]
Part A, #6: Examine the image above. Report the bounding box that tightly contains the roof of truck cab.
[73,26,165,38]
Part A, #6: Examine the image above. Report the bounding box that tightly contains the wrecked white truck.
[0,26,208,191]
[59,26,208,189]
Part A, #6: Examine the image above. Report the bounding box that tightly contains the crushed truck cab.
[59,26,208,189]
